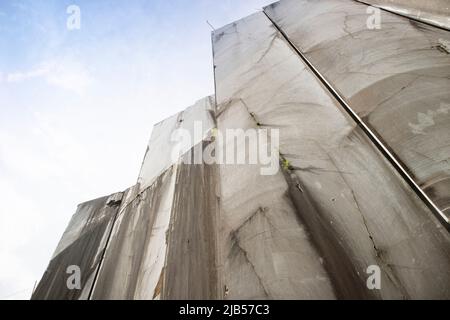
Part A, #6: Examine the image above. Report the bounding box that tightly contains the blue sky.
[0,0,273,299]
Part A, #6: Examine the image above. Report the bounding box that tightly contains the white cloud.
[6,67,48,83]
[0,112,97,300]
[45,61,93,95]
[5,59,93,95]
[0,176,45,300]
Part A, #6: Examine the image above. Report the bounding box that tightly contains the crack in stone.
[374,75,421,108]
[229,230,270,298]
[342,14,357,40]
[349,190,410,299]
[350,190,380,256]
[239,98,261,126]
[227,206,274,298]
[216,98,236,118]
[256,32,279,64]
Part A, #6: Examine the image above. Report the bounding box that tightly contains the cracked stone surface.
[212,10,450,299]
[162,147,219,299]
[32,0,450,300]
[215,91,336,299]
[137,96,215,192]
[363,0,450,30]
[90,168,177,300]
[264,0,450,219]
[31,194,123,300]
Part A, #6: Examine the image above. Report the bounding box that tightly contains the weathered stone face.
[32,0,450,300]
[264,0,450,221]
[31,193,123,300]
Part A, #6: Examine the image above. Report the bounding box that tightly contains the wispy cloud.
[5,59,93,95]
[6,67,48,83]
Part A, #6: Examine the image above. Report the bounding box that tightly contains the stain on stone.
[162,155,218,300]
[153,269,164,299]
[435,39,450,54]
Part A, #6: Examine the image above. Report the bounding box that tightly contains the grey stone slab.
[90,167,177,300]
[162,146,219,299]
[362,0,450,30]
[264,0,450,220]
[213,11,450,299]
[137,96,215,192]
[50,193,121,259]
[215,98,336,299]
[31,193,123,300]
[32,0,450,301]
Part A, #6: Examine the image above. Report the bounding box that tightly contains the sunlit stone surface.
[265,0,450,219]
[32,0,450,300]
